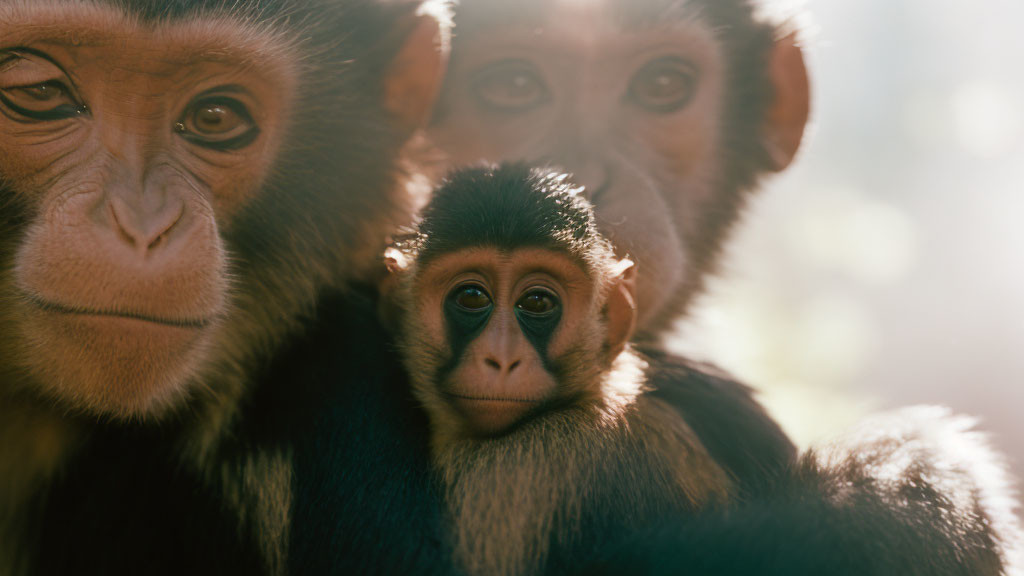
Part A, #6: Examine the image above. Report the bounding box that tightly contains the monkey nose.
[108,195,185,256]
[483,357,522,374]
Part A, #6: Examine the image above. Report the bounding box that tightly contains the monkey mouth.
[443,391,545,404]
[443,391,550,436]
[22,293,214,329]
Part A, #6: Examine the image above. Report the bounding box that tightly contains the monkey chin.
[17,309,214,420]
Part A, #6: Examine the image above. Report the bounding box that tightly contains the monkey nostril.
[483,358,521,373]
[109,202,137,248]
[107,197,185,254]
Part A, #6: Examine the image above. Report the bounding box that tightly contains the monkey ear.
[762,33,811,172]
[384,246,410,274]
[605,259,638,358]
[382,9,450,136]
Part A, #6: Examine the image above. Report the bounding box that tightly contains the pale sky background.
[670,0,1024,481]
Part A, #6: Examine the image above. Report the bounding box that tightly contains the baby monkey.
[387,164,731,576]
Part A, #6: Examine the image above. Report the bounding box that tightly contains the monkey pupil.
[628,58,696,112]
[473,60,548,111]
[454,286,491,310]
[644,72,685,100]
[517,291,556,315]
[24,83,60,101]
[198,107,227,130]
[500,74,539,103]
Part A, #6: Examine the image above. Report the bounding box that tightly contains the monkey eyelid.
[447,282,493,302]
[512,269,568,294]
[189,83,258,102]
[0,49,88,122]
[516,285,559,301]
[0,84,86,122]
[441,271,492,293]
[468,58,552,114]
[0,53,22,72]
[0,47,76,85]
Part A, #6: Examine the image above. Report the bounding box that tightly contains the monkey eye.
[516,289,559,316]
[450,284,493,311]
[471,59,551,113]
[177,96,259,151]
[0,80,84,120]
[0,51,86,121]
[626,57,697,114]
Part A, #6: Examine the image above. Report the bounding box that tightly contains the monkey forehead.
[448,8,719,83]
[415,246,594,294]
[452,0,714,48]
[0,2,299,77]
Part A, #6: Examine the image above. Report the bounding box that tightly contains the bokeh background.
[670,0,1024,481]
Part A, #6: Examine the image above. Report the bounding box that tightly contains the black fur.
[587,442,1008,575]
[641,346,796,497]
[537,354,799,575]
[405,163,612,273]
[25,428,266,576]
[281,288,452,575]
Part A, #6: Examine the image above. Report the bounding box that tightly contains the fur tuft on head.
[393,163,623,287]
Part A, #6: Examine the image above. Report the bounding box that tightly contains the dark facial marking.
[443,282,495,367]
[514,287,562,356]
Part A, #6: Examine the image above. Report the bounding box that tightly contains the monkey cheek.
[18,313,212,419]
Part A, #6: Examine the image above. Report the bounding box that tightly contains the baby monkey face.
[414,247,601,437]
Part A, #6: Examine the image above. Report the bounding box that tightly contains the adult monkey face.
[0,1,446,419]
[428,0,810,336]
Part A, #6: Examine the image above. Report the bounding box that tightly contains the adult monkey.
[427,0,810,337]
[425,0,1021,574]
[0,0,450,574]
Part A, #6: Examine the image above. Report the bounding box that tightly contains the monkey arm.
[587,407,1021,576]
[279,287,454,576]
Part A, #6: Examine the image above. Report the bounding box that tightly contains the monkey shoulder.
[637,346,797,495]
